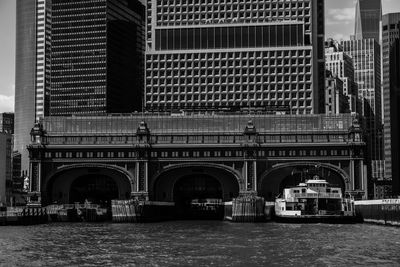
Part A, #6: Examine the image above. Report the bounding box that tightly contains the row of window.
[147,68,311,79]
[49,106,105,115]
[156,0,310,9]
[146,75,312,85]
[146,93,312,103]
[148,50,311,60]
[45,149,349,159]
[155,24,305,51]
[153,0,312,29]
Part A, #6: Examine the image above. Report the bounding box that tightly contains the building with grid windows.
[145,0,325,114]
[382,14,400,196]
[15,0,50,177]
[342,39,383,198]
[325,39,356,113]
[49,0,145,115]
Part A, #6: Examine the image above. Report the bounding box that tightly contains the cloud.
[332,33,347,42]
[0,94,14,112]
[326,8,355,25]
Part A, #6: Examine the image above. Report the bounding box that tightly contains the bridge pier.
[231,191,265,222]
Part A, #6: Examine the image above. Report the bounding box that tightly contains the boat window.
[332,190,338,193]
[294,190,300,193]
[286,206,293,210]
[302,189,306,193]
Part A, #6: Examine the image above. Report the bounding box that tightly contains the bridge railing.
[43,132,351,145]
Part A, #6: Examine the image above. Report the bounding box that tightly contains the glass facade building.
[382,14,400,195]
[354,0,382,41]
[145,0,325,114]
[342,39,382,198]
[15,0,38,174]
[50,0,145,115]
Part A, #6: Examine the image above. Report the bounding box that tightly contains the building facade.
[145,0,325,114]
[325,70,348,115]
[0,113,14,134]
[382,14,400,196]
[354,0,382,41]
[342,39,382,198]
[27,114,367,207]
[325,39,356,112]
[49,0,145,115]
[15,0,145,173]
[34,0,52,120]
[342,40,381,121]
[0,133,13,204]
[15,0,38,176]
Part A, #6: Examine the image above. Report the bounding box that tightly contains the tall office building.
[50,0,145,115]
[15,0,45,175]
[15,0,145,174]
[382,14,400,196]
[34,0,52,119]
[342,39,382,198]
[325,39,356,113]
[145,0,325,114]
[354,0,382,41]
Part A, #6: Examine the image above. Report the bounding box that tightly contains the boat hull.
[274,214,359,224]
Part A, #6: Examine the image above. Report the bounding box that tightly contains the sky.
[0,0,400,113]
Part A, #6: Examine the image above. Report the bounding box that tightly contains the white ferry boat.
[275,175,356,223]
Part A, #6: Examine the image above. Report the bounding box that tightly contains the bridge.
[27,113,366,213]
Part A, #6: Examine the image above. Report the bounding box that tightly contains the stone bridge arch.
[258,162,350,201]
[149,162,243,202]
[44,163,134,205]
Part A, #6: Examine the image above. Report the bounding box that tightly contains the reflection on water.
[1,221,400,266]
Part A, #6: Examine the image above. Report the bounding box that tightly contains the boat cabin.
[276,176,354,216]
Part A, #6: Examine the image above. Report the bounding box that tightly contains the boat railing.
[291,193,342,199]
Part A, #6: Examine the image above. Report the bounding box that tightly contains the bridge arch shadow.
[150,163,242,203]
[258,162,350,201]
[44,164,134,205]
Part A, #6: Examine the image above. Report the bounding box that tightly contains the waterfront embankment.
[355,199,400,226]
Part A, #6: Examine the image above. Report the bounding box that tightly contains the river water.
[0,221,400,266]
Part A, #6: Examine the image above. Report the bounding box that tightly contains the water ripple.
[0,222,400,266]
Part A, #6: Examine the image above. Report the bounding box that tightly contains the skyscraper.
[15,0,41,175]
[336,40,381,121]
[145,0,325,114]
[382,13,400,196]
[325,39,357,113]
[49,0,145,115]
[342,39,382,198]
[354,0,382,41]
[15,0,145,174]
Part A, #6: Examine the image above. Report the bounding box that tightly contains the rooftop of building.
[40,113,358,135]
